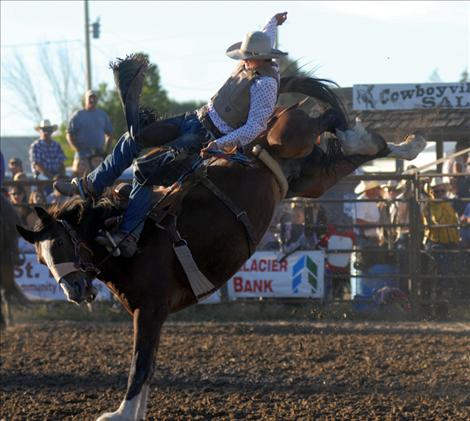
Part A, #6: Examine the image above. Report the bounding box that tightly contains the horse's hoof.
[387,133,427,160]
[337,121,382,156]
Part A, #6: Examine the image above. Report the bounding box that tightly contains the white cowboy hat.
[35,119,58,132]
[380,180,399,189]
[226,31,287,60]
[429,177,450,189]
[354,179,382,195]
[85,89,97,97]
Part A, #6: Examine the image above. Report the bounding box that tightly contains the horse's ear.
[16,225,40,244]
[34,206,54,225]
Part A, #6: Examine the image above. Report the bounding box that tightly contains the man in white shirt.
[55,12,288,257]
[352,180,382,270]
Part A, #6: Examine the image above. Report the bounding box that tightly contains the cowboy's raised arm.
[262,12,288,47]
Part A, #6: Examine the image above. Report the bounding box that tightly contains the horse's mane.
[279,76,348,130]
[49,195,120,228]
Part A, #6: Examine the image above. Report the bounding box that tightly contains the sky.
[1,0,469,136]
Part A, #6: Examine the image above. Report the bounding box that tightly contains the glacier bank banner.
[353,82,470,110]
[228,251,325,299]
[14,251,324,302]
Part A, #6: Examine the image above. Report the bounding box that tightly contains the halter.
[57,219,100,276]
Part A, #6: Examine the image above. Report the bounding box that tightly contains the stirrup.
[96,230,121,257]
[54,177,91,199]
[74,178,89,199]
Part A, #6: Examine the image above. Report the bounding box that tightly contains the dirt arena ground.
[1,321,469,420]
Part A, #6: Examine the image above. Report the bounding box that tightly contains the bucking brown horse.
[16,70,426,419]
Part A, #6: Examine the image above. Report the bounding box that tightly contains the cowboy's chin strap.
[251,145,289,200]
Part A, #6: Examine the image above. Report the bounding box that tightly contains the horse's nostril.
[73,281,82,293]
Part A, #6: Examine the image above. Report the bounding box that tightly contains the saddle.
[108,151,258,301]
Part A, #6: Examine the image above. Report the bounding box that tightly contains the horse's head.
[16,206,97,304]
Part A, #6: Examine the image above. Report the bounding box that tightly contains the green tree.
[460,69,469,82]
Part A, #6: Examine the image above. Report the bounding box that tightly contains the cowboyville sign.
[353,82,470,111]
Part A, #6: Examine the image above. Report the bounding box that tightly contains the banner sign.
[353,82,470,110]
[14,253,111,301]
[228,251,325,299]
[13,251,325,302]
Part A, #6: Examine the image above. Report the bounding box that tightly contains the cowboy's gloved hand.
[200,141,218,159]
[274,12,288,25]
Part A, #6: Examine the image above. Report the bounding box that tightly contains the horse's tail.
[109,53,150,140]
[279,76,349,131]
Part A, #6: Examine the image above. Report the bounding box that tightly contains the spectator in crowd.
[352,179,382,270]
[393,177,415,292]
[8,185,38,228]
[29,189,47,206]
[443,140,468,178]
[454,151,470,217]
[460,203,470,249]
[422,177,460,300]
[89,151,106,171]
[8,157,24,179]
[0,151,4,186]
[303,200,327,247]
[29,119,66,179]
[67,90,113,176]
[12,171,31,197]
[443,140,469,212]
[460,202,470,299]
[274,200,327,254]
[378,180,399,251]
[46,176,69,206]
[289,203,306,246]
[258,203,286,251]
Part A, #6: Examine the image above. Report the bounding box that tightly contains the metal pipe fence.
[3,171,469,313]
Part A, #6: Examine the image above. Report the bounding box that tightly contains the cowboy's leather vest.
[211,62,279,130]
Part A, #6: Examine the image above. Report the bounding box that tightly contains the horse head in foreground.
[17,74,426,420]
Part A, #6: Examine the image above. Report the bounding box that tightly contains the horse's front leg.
[97,301,168,421]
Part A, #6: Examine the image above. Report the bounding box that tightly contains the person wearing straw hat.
[422,176,460,303]
[55,12,288,257]
[353,180,382,240]
[352,179,383,270]
[29,119,66,180]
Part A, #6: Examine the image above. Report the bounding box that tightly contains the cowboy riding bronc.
[55,12,289,258]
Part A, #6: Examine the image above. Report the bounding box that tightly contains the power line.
[2,39,83,49]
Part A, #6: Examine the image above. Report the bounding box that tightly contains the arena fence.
[3,172,469,315]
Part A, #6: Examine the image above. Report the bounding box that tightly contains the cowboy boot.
[54,177,95,199]
[111,54,149,142]
[95,230,139,258]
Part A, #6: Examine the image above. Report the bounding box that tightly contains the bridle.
[57,219,101,276]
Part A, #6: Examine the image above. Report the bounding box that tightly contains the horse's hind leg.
[0,289,12,328]
[97,301,168,421]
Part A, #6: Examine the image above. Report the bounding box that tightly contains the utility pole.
[84,0,92,90]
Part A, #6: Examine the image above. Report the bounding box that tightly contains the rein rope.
[57,219,101,275]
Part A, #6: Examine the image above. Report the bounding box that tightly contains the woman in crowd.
[8,185,38,228]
